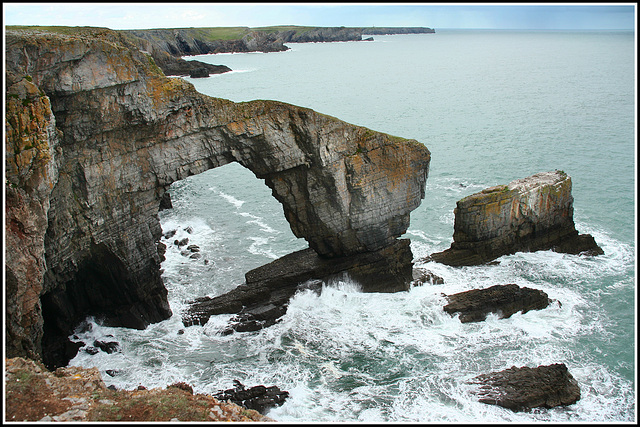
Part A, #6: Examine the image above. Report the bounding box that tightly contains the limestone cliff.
[123,26,435,58]
[427,171,603,266]
[5,27,431,369]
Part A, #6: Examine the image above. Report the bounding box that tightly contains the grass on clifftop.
[252,25,317,33]
[7,25,329,41]
[6,25,113,35]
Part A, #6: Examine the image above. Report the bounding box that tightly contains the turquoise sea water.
[69,30,636,422]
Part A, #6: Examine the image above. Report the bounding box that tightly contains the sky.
[3,2,636,31]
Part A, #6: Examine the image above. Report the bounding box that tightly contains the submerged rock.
[183,239,415,332]
[92,340,120,354]
[426,171,603,266]
[443,284,551,323]
[468,363,580,411]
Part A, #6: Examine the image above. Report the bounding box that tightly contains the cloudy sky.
[3,3,636,31]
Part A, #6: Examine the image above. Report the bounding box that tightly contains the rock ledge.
[468,363,581,412]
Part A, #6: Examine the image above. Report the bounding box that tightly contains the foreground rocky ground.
[4,357,272,422]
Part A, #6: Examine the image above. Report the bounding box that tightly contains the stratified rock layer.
[427,171,603,266]
[443,284,551,323]
[468,363,581,412]
[5,28,430,368]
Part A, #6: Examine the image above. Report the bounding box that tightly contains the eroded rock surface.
[427,171,603,266]
[443,284,552,323]
[468,363,581,412]
[5,27,430,368]
[214,380,289,415]
[4,357,271,422]
[183,239,414,332]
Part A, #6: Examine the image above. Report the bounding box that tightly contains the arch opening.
[158,161,308,306]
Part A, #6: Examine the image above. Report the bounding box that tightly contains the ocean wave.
[217,191,245,209]
[239,212,277,233]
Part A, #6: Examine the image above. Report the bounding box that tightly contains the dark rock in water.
[412,268,444,286]
[443,284,551,323]
[187,244,200,252]
[183,239,414,332]
[84,346,99,355]
[363,36,374,41]
[93,340,120,354]
[468,363,580,411]
[105,369,119,377]
[426,171,603,266]
[175,238,189,247]
[214,380,289,415]
[189,67,210,78]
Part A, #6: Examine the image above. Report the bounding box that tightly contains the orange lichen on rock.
[4,357,272,422]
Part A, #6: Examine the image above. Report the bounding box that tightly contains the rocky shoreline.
[4,25,594,421]
[5,357,275,422]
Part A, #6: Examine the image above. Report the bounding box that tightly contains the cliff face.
[5,76,61,361]
[361,27,436,35]
[123,26,436,58]
[427,171,603,266]
[125,27,290,56]
[5,28,431,368]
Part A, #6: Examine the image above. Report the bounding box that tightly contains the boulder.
[427,171,603,266]
[443,284,551,322]
[468,363,580,411]
[92,340,120,354]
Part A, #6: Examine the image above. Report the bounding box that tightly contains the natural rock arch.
[5,29,431,368]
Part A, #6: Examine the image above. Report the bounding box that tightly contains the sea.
[68,30,636,423]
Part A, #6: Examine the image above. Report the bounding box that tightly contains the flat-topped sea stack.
[5,27,430,369]
[427,171,603,266]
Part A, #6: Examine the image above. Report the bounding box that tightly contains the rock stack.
[427,171,603,266]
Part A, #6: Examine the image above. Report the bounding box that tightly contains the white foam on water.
[239,212,277,233]
[247,236,278,259]
[217,191,245,209]
[69,181,635,423]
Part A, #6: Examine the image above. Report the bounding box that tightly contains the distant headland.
[6,25,435,77]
